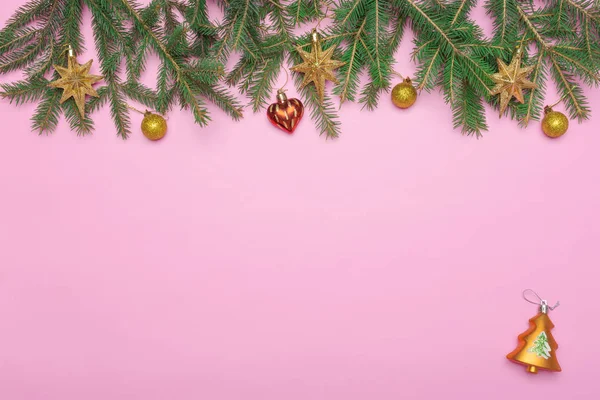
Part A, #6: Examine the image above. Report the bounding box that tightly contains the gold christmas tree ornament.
[490,47,537,116]
[542,106,569,138]
[391,78,417,109]
[291,29,345,102]
[507,290,562,374]
[48,46,104,118]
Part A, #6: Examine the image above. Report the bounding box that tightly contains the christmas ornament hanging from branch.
[490,47,537,117]
[291,29,345,103]
[267,89,304,134]
[542,107,569,138]
[126,105,168,141]
[48,45,103,119]
[141,112,168,141]
[391,75,417,109]
[507,289,562,374]
[541,96,569,138]
[266,70,304,134]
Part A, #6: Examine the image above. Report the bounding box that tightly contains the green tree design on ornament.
[529,332,552,360]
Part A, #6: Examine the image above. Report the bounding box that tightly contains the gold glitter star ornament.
[48,47,103,118]
[490,47,537,116]
[291,29,345,102]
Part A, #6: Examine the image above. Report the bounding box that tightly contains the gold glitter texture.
[291,30,345,102]
[49,56,103,118]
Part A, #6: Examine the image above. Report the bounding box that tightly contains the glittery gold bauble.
[391,78,417,109]
[542,107,569,138]
[141,112,167,140]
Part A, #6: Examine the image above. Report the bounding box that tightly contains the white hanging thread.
[523,289,560,314]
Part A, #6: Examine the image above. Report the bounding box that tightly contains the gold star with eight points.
[490,47,537,116]
[48,46,103,118]
[291,29,345,102]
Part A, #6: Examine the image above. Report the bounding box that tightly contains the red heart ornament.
[267,90,304,134]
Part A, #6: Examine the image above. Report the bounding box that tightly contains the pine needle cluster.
[218,0,341,137]
[1,0,600,138]
[0,0,242,139]
[331,0,505,135]
[486,0,600,125]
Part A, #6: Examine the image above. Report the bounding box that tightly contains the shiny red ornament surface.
[267,90,304,134]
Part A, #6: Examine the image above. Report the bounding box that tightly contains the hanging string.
[297,6,352,49]
[126,104,168,120]
[315,5,331,31]
[279,67,289,92]
[392,71,405,80]
[126,104,146,115]
[523,289,560,311]
[548,95,567,109]
[59,44,74,58]
[303,5,331,46]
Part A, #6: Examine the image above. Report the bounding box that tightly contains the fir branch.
[197,84,244,120]
[443,52,460,104]
[187,0,210,30]
[87,0,131,139]
[517,50,547,126]
[0,28,39,57]
[332,0,394,108]
[413,43,442,91]
[88,86,109,113]
[0,0,50,34]
[516,5,550,50]
[485,0,519,45]
[63,0,85,55]
[0,0,63,73]
[455,81,488,136]
[549,54,590,120]
[248,54,284,112]
[31,89,61,133]
[336,18,366,103]
[24,38,54,79]
[120,0,214,125]
[0,77,49,105]
[289,0,325,26]
[388,10,406,50]
[62,98,94,135]
[406,0,498,134]
[225,57,253,87]
[121,82,158,109]
[267,0,293,43]
[450,0,476,26]
[213,0,261,60]
[403,0,496,96]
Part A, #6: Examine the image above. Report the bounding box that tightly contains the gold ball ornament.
[391,78,417,109]
[542,107,568,138]
[141,112,167,141]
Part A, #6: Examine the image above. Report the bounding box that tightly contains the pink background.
[1,2,599,399]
